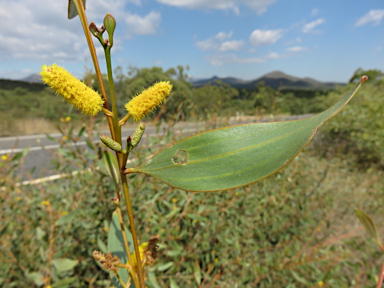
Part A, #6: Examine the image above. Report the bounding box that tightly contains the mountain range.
[191,71,345,90]
[1,70,344,91]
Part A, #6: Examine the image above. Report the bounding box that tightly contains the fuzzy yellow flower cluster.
[125,81,172,121]
[40,64,104,116]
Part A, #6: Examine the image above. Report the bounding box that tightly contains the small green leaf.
[68,0,86,19]
[52,258,78,272]
[194,260,201,286]
[11,148,29,161]
[131,80,365,192]
[36,227,45,240]
[157,261,174,272]
[78,126,86,137]
[51,277,76,288]
[25,271,44,286]
[355,209,383,248]
[148,272,161,288]
[103,150,120,188]
[55,210,79,226]
[45,133,56,141]
[85,138,95,150]
[108,212,134,288]
[291,270,308,285]
[97,237,108,254]
[170,278,180,288]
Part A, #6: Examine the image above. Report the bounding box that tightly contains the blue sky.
[1,0,383,82]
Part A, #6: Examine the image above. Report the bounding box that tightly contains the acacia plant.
[39,1,369,287]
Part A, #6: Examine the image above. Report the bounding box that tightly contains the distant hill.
[191,70,344,90]
[22,74,43,83]
[0,78,46,92]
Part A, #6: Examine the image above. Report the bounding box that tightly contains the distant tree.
[349,68,383,83]
[253,82,279,114]
[191,81,238,119]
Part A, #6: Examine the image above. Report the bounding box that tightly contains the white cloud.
[249,29,283,47]
[125,11,161,38]
[311,8,319,16]
[155,0,276,15]
[355,9,384,27]
[302,18,325,33]
[196,32,244,51]
[0,0,160,63]
[267,52,280,59]
[206,54,264,66]
[286,46,308,52]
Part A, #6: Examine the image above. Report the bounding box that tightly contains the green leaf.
[11,148,29,162]
[148,272,161,288]
[52,258,78,272]
[291,270,308,285]
[67,0,86,19]
[130,80,365,192]
[51,277,76,288]
[355,209,383,248]
[157,261,174,272]
[97,237,108,254]
[169,278,180,288]
[108,212,134,288]
[85,138,95,150]
[78,126,86,138]
[103,150,120,188]
[45,133,56,141]
[55,209,79,226]
[25,271,44,286]
[194,260,201,286]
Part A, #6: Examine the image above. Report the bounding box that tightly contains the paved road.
[0,114,313,181]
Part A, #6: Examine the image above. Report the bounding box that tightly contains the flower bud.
[100,135,122,152]
[131,122,145,147]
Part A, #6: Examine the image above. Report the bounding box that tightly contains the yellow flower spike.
[41,201,50,206]
[40,64,104,116]
[125,81,172,121]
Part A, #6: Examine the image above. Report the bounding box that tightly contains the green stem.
[72,0,115,140]
[115,273,127,288]
[104,47,122,145]
[121,173,146,288]
[115,203,140,288]
[119,113,131,126]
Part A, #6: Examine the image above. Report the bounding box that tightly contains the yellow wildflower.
[318,281,324,286]
[40,64,104,116]
[61,211,68,216]
[41,201,50,206]
[1,155,8,161]
[125,81,172,121]
[65,116,71,122]
[15,197,21,201]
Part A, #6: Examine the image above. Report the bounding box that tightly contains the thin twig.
[377,261,384,288]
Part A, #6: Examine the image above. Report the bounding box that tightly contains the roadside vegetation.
[3,66,377,136]
[1,68,384,287]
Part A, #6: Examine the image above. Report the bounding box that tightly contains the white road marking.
[0,128,198,155]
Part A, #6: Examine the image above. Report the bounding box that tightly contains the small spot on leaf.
[172,150,188,164]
